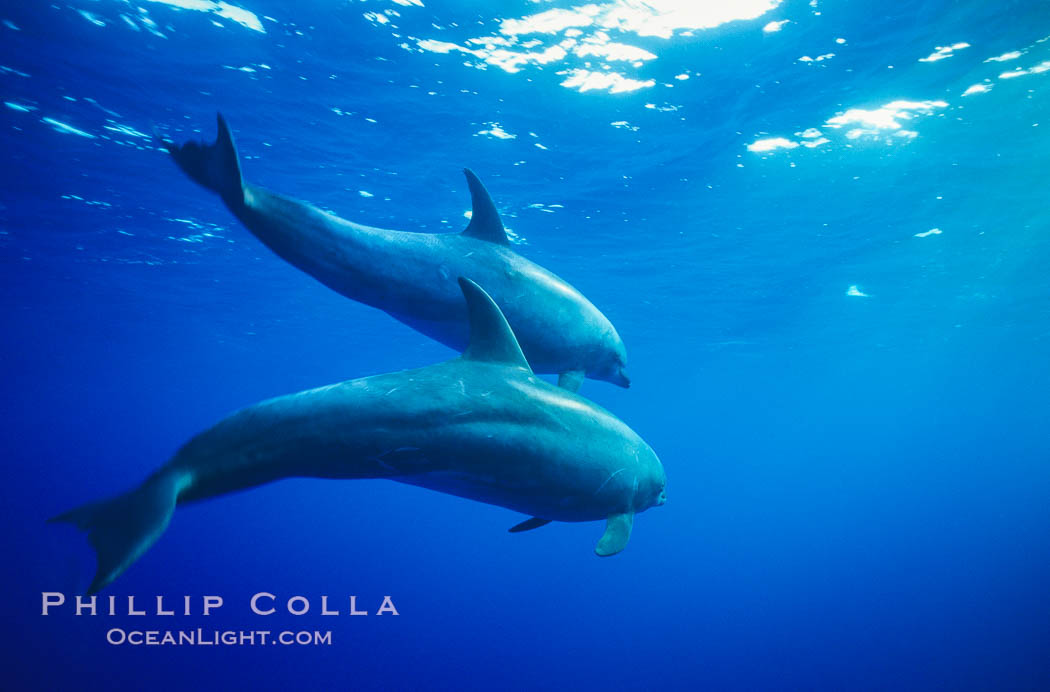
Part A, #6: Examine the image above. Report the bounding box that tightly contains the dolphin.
[162,115,629,391]
[50,278,666,595]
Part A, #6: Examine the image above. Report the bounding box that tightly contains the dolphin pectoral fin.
[461,169,510,246]
[164,113,244,206]
[457,277,533,372]
[508,517,552,533]
[557,370,585,392]
[595,512,634,557]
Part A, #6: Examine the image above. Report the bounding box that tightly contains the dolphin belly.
[393,471,608,523]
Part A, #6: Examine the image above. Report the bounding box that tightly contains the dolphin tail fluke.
[48,470,184,595]
[163,113,243,205]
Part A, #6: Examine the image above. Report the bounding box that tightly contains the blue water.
[4,1,1050,689]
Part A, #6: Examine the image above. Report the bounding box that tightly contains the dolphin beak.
[615,367,630,388]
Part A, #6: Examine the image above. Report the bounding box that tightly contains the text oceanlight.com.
[106,629,332,646]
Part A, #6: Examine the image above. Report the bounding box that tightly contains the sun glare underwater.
[3,0,1050,690]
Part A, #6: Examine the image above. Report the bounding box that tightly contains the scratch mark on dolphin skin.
[593,468,626,496]
[370,456,396,472]
[535,409,572,434]
[374,447,425,472]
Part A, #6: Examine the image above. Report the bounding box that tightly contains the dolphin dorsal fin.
[457,277,532,372]
[461,169,509,246]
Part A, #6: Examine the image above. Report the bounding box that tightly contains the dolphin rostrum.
[163,115,630,391]
[50,278,666,594]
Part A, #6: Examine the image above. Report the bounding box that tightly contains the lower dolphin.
[163,115,629,390]
[50,278,666,595]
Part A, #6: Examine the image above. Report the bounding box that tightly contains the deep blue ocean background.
[3,1,1050,689]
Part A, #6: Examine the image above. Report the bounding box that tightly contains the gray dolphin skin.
[162,115,629,391]
[50,278,666,595]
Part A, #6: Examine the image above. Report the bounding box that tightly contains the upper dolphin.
[51,278,666,595]
[162,115,629,391]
